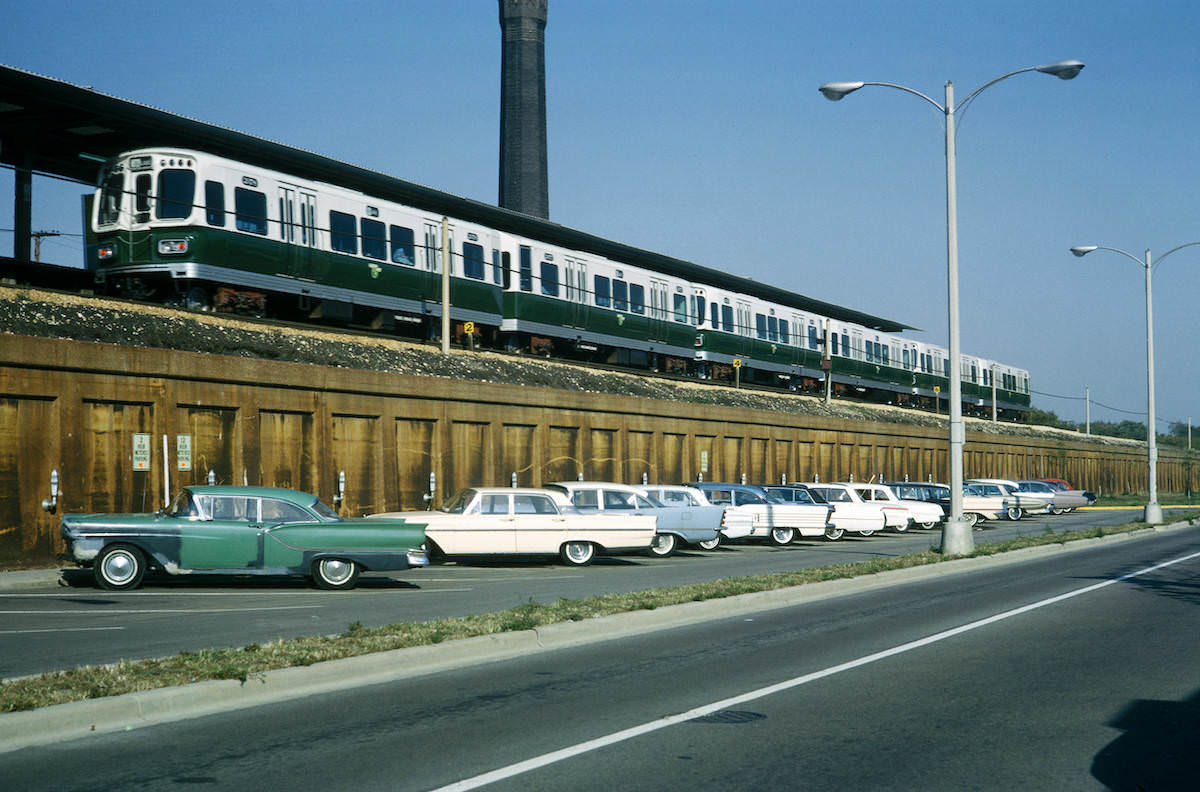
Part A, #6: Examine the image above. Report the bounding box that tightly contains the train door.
[649,278,669,341]
[423,222,441,274]
[735,300,753,354]
[568,258,588,328]
[277,185,299,276]
[852,330,864,361]
[277,185,317,279]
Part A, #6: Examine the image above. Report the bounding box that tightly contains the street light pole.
[820,60,1083,556]
[1069,241,1200,524]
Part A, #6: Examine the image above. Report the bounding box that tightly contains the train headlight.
[97,244,115,261]
[157,239,189,255]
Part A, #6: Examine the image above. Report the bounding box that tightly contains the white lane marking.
[0,605,322,615]
[433,547,1200,791]
[0,626,125,635]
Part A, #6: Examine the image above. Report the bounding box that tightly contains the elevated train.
[87,148,1031,417]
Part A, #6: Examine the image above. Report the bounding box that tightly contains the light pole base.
[1144,502,1163,525]
[939,517,976,556]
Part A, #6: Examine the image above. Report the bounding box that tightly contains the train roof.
[0,64,915,332]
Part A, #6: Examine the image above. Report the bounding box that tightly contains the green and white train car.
[88,148,1031,417]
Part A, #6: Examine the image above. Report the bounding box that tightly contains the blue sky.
[3,0,1198,430]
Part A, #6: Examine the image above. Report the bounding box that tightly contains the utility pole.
[31,230,61,262]
[1085,385,1091,435]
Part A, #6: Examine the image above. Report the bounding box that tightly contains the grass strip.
[3,513,1197,714]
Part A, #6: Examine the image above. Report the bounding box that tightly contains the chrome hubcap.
[320,559,352,583]
[103,552,135,583]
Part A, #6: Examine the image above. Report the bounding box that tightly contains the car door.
[512,493,566,553]
[180,494,263,569]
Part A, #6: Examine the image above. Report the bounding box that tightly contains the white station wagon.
[371,488,656,566]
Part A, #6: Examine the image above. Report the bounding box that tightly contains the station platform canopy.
[1,64,916,333]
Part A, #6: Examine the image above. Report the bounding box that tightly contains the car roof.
[550,481,641,491]
[183,485,317,505]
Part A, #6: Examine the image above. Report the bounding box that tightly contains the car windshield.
[167,490,199,518]
[440,489,477,514]
[309,497,341,521]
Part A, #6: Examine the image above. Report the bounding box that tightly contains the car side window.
[603,491,637,510]
[706,489,731,504]
[211,496,257,521]
[261,499,314,524]
[571,490,599,509]
[481,494,510,515]
[794,489,813,504]
[515,495,557,514]
[734,491,766,505]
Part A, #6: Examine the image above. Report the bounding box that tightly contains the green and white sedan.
[61,486,429,591]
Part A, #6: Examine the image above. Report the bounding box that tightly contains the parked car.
[884,481,951,515]
[639,484,755,550]
[849,483,945,530]
[686,483,834,545]
[548,481,717,557]
[371,488,655,566]
[968,478,1053,519]
[761,484,858,541]
[60,485,430,591]
[1035,479,1098,510]
[803,484,888,539]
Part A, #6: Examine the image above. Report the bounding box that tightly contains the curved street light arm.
[954,66,1038,115]
[1084,245,1146,268]
[858,82,946,114]
[1152,241,1200,270]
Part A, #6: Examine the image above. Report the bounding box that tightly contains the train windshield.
[97,168,124,226]
[157,169,196,219]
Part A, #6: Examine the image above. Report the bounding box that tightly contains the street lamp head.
[1036,60,1085,80]
[1070,245,1098,257]
[818,81,865,101]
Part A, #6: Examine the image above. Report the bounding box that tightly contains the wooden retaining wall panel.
[0,334,1196,567]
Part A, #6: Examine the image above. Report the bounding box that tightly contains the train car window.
[135,173,152,223]
[501,251,512,289]
[613,280,628,310]
[329,210,357,254]
[463,242,485,279]
[630,283,645,314]
[234,187,268,235]
[204,181,225,227]
[492,249,502,285]
[693,296,706,325]
[519,246,533,292]
[98,170,124,225]
[710,304,719,328]
[779,319,790,344]
[832,333,840,355]
[721,304,734,332]
[594,275,611,307]
[767,316,779,342]
[807,325,818,350]
[673,294,689,323]
[540,261,559,296]
[902,348,910,369]
[755,313,767,339]
[881,346,889,366]
[842,333,849,356]
[362,218,386,260]
[389,225,415,265]
[156,169,195,219]
[865,342,874,363]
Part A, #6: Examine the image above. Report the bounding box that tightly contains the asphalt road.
[0,507,1185,679]
[1,521,1196,790]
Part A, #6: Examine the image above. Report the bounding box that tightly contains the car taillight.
[158,239,189,255]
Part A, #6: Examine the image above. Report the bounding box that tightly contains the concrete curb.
[0,520,1194,754]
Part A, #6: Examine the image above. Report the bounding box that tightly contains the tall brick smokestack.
[498,0,549,219]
